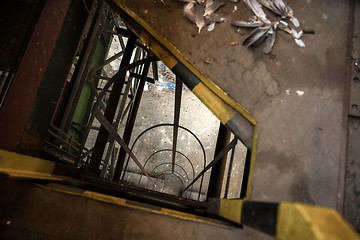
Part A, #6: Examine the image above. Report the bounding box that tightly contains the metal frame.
[122,123,207,200]
[40,3,254,204]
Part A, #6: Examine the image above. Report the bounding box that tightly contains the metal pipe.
[59,1,106,133]
[184,138,237,192]
[113,54,151,181]
[172,77,182,173]
[224,138,237,198]
[88,32,137,175]
[240,149,252,199]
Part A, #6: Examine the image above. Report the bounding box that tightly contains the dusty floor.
[120,0,352,210]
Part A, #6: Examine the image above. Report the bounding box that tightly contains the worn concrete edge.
[104,0,257,126]
[0,149,61,181]
[277,202,360,240]
[103,1,259,200]
[0,150,235,229]
[34,182,236,229]
[209,199,360,239]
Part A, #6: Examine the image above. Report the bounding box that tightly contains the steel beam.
[113,54,151,181]
[206,124,231,200]
[88,33,137,175]
[184,138,237,192]
[172,77,183,173]
[59,1,107,133]
[0,0,73,153]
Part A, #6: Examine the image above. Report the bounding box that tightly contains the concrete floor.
[0,179,272,240]
[80,0,359,230]
[118,0,352,211]
[1,1,358,239]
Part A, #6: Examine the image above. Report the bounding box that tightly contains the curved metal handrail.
[122,123,207,200]
[137,149,195,186]
[149,162,189,186]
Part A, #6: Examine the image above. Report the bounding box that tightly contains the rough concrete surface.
[118,0,352,210]
[0,180,273,240]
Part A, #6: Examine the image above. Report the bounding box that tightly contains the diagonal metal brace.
[183,137,237,191]
[94,108,151,180]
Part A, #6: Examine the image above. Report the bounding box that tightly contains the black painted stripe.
[171,62,200,90]
[225,113,254,149]
[241,201,278,236]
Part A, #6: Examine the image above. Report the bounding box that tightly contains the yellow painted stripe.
[277,202,360,240]
[0,149,60,181]
[83,191,127,205]
[192,83,233,124]
[139,31,177,69]
[106,0,256,126]
[219,199,243,224]
[36,183,228,228]
[160,208,198,221]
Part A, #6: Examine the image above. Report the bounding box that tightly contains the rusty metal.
[94,108,151,180]
[100,46,144,178]
[76,56,157,167]
[51,0,98,128]
[113,52,151,181]
[100,48,144,178]
[0,0,44,109]
[59,1,108,133]
[0,0,73,153]
[88,32,138,175]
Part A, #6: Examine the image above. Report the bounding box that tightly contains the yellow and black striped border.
[208,198,360,240]
[0,150,227,227]
[104,0,258,199]
[1,150,358,239]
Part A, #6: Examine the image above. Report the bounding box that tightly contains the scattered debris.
[154,0,165,5]
[231,0,309,53]
[230,40,240,46]
[180,0,227,34]
[258,0,300,27]
[207,22,216,31]
[296,90,304,96]
[294,38,306,48]
[177,0,310,53]
[204,58,211,64]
